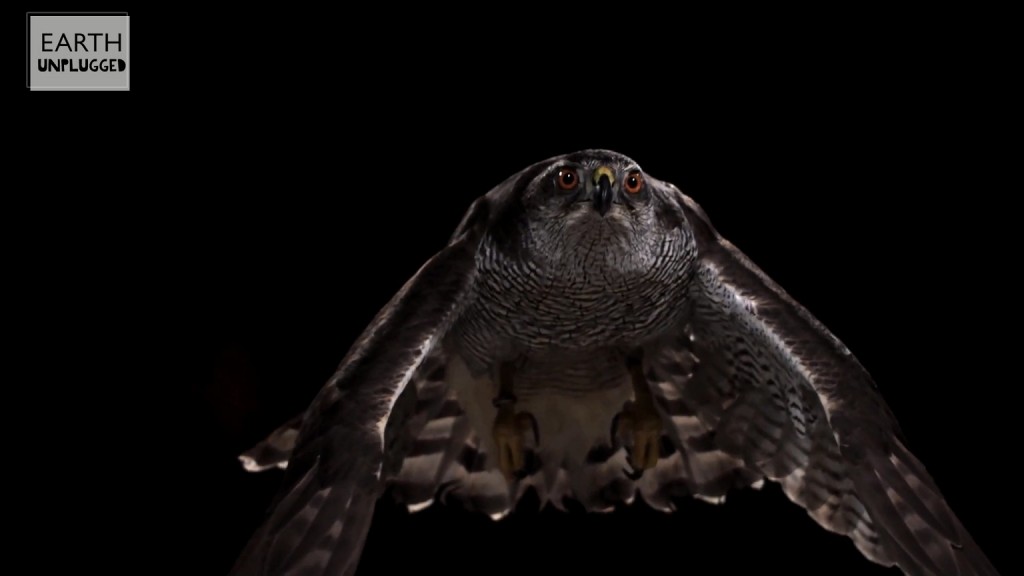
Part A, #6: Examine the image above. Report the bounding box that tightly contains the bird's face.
[518,150,683,268]
[523,150,651,226]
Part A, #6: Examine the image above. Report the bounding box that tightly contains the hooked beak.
[592,166,614,216]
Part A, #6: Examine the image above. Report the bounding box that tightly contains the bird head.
[513,149,687,268]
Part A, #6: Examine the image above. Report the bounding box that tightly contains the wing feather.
[230,196,491,576]
[646,178,998,576]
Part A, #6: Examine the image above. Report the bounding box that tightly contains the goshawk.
[231,149,997,576]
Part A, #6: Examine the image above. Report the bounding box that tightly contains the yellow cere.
[592,166,615,185]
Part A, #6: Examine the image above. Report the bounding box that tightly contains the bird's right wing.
[643,178,998,575]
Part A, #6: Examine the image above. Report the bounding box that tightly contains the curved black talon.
[623,462,645,481]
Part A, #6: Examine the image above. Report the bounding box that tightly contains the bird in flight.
[232,149,997,576]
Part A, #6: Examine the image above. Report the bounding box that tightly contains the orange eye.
[557,167,579,190]
[624,171,643,194]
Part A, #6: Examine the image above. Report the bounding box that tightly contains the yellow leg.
[612,351,663,477]
[491,362,538,479]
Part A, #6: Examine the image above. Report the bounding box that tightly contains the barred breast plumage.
[452,209,696,378]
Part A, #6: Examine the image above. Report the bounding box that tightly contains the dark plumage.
[232,150,998,576]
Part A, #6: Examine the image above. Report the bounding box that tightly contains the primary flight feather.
[232,149,997,576]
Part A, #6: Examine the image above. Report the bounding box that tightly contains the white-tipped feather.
[406,499,434,513]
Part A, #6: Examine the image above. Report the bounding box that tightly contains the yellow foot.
[611,400,662,479]
[492,404,539,479]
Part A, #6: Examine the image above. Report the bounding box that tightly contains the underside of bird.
[393,342,768,519]
[243,343,753,521]
[241,327,882,550]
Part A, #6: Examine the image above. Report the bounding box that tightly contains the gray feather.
[230,195,491,575]
[653,180,998,575]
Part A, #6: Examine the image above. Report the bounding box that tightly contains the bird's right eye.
[556,167,579,191]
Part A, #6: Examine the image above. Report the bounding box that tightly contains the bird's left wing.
[642,178,998,576]
[230,196,492,576]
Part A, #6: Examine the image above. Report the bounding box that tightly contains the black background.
[8,5,1015,575]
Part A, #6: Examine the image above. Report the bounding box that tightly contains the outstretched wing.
[230,195,492,576]
[643,179,998,576]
